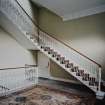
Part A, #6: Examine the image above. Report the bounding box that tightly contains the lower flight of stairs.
[40,46,98,89]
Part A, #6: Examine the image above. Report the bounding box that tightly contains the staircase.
[26,31,104,99]
[0,0,105,100]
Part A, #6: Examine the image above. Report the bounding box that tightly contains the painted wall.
[0,27,36,68]
[38,51,50,78]
[38,8,105,80]
[50,60,78,81]
[0,28,37,90]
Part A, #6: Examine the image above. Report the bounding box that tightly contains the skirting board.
[39,76,82,85]
[102,80,105,86]
[50,76,81,85]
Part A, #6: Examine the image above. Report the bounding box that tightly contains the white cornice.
[62,4,105,21]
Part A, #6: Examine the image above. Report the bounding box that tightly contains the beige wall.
[50,60,77,80]
[0,27,36,68]
[39,8,105,80]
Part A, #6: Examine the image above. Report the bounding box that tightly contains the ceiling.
[31,0,105,21]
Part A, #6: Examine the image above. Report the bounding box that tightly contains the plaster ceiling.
[31,0,105,21]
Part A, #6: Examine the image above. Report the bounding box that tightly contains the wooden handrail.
[0,65,37,71]
[38,28,102,68]
[15,0,102,68]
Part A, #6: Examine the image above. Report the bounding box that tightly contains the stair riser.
[48,50,53,54]
[65,64,73,68]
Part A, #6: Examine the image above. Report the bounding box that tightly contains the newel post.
[98,67,101,92]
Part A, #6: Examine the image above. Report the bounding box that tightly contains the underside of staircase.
[0,0,105,100]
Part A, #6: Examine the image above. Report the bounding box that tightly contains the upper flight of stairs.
[0,0,105,99]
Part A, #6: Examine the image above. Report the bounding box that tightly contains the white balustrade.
[0,65,38,96]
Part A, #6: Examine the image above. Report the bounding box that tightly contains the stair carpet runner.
[41,46,98,89]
